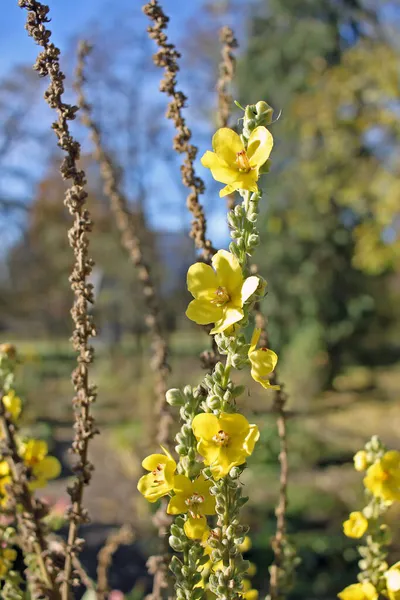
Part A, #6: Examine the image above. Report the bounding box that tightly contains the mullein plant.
[138,101,278,600]
[0,344,61,596]
[339,436,400,600]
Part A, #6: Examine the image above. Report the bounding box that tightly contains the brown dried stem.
[143,0,216,263]
[0,392,59,598]
[217,26,238,212]
[75,40,173,448]
[96,525,134,600]
[216,27,238,130]
[269,375,289,600]
[251,265,290,599]
[18,3,98,599]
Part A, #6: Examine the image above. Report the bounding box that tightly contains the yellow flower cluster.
[137,412,260,538]
[339,444,400,600]
[0,439,61,505]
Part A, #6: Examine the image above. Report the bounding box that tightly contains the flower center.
[212,430,230,446]
[380,470,390,482]
[235,150,251,172]
[185,492,205,518]
[151,463,165,485]
[211,286,230,307]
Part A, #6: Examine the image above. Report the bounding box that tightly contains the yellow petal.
[382,450,400,471]
[32,456,61,481]
[187,262,218,299]
[212,250,243,293]
[249,329,261,353]
[142,453,170,471]
[250,348,278,376]
[0,461,10,477]
[186,299,223,326]
[197,439,221,466]
[173,474,194,496]
[343,512,368,538]
[219,184,237,197]
[137,472,172,503]
[218,413,250,437]
[192,414,220,442]
[244,425,260,455]
[201,151,239,185]
[184,516,209,540]
[337,582,378,600]
[210,307,243,334]
[241,276,259,304]
[212,128,243,165]
[167,494,189,515]
[247,126,274,169]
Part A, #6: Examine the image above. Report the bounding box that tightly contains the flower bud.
[353,450,368,472]
[255,100,274,125]
[166,388,184,407]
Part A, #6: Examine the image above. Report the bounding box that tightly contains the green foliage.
[237,0,400,386]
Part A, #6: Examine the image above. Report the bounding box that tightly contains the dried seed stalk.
[251,266,290,598]
[217,26,238,129]
[217,26,238,212]
[0,393,58,599]
[75,42,172,600]
[96,525,134,600]
[75,41,173,447]
[18,3,98,599]
[143,0,216,263]
[269,376,289,600]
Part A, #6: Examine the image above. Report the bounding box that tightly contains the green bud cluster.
[202,362,244,413]
[242,101,274,143]
[358,530,390,592]
[208,476,250,599]
[214,332,250,370]
[228,192,261,266]
[167,385,204,478]
[169,516,206,600]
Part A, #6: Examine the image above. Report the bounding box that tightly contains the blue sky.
[1,1,204,76]
[1,0,232,247]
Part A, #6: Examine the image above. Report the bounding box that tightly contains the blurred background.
[1,0,400,598]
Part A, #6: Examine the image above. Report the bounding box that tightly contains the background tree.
[237,0,400,392]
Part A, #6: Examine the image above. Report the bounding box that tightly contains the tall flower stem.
[17,3,98,599]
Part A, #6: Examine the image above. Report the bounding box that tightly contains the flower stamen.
[235,149,251,172]
[211,286,230,307]
[212,430,230,446]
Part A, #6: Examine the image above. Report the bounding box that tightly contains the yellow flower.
[20,439,61,490]
[363,451,400,502]
[2,390,22,422]
[248,329,279,390]
[385,562,400,600]
[242,579,259,600]
[167,474,215,540]
[192,412,260,479]
[343,512,368,538]
[0,546,17,579]
[201,127,273,197]
[238,536,252,553]
[337,582,378,600]
[0,460,12,506]
[137,446,177,503]
[354,450,368,472]
[186,250,259,334]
